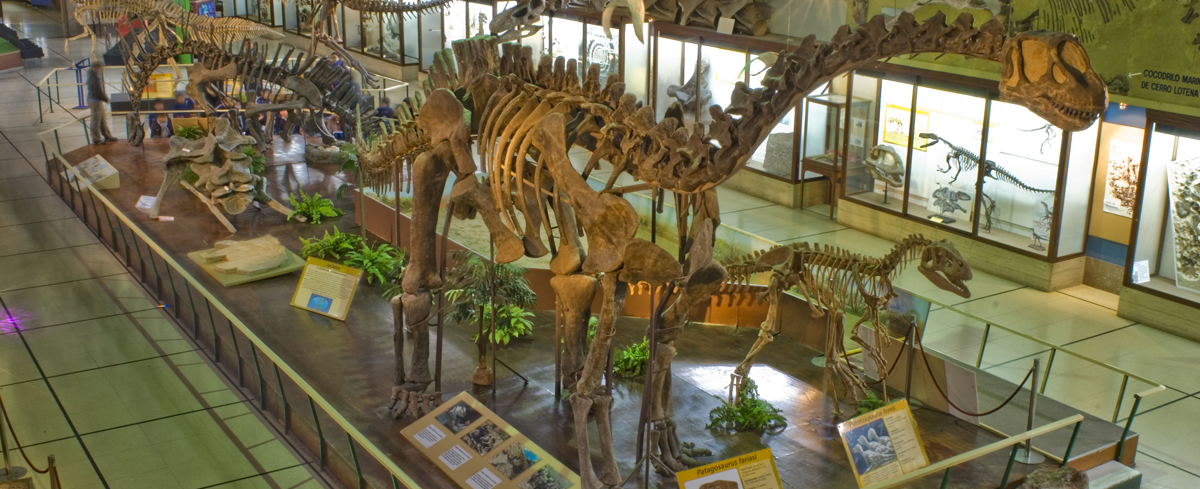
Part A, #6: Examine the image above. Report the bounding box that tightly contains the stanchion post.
[976,323,991,368]
[1016,358,1044,464]
[0,394,28,481]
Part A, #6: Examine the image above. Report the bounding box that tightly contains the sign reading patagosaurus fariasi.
[675,448,782,489]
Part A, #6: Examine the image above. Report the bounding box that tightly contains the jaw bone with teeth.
[490,0,556,43]
[918,240,973,299]
[1000,30,1108,133]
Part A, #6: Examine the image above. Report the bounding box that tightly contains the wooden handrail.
[861,414,1084,489]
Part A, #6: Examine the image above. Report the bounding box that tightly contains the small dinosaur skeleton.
[931,185,972,217]
[721,236,971,408]
[920,132,1055,230]
[67,0,281,55]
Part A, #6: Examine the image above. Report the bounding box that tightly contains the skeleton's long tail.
[990,164,1054,194]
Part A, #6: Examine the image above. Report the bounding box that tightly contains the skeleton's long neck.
[701,12,1006,192]
[876,235,934,277]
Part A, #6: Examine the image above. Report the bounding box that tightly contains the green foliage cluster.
[856,391,886,417]
[299,226,364,260]
[176,125,206,141]
[396,196,413,213]
[335,143,359,199]
[614,337,650,378]
[474,304,535,346]
[707,379,787,433]
[180,166,199,186]
[345,242,405,286]
[446,250,538,346]
[242,146,267,175]
[288,189,344,224]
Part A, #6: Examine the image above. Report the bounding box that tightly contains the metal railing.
[862,414,1085,489]
[39,115,421,488]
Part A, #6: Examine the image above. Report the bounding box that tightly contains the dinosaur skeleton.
[119,35,376,152]
[931,185,971,218]
[920,132,1056,230]
[351,12,1103,488]
[489,0,771,44]
[302,0,454,86]
[721,236,971,407]
[68,0,281,55]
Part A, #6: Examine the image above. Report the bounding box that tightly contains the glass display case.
[799,77,873,217]
[443,1,469,48]
[838,66,1098,260]
[421,8,443,69]
[551,17,585,74]
[1127,118,1200,305]
[585,23,619,86]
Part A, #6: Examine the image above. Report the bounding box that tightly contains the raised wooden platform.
[54,139,1136,488]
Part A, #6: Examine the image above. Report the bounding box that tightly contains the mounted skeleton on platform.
[357,10,1104,488]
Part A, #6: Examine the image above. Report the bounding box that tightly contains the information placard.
[675,448,782,489]
[838,399,929,488]
[290,257,363,320]
[402,393,579,489]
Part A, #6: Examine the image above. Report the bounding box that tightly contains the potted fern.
[444,250,536,385]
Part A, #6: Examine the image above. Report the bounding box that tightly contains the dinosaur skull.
[918,240,972,299]
[999,31,1107,133]
[490,0,547,43]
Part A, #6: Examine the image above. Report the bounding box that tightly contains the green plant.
[345,242,405,285]
[288,189,344,224]
[176,124,206,140]
[588,316,598,341]
[396,196,413,213]
[473,304,535,346]
[856,391,886,417]
[335,143,360,199]
[242,146,266,175]
[614,337,651,378]
[445,250,537,327]
[299,227,364,260]
[180,166,199,186]
[707,379,787,433]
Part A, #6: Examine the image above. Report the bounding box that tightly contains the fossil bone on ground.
[201,235,290,275]
[340,12,1104,489]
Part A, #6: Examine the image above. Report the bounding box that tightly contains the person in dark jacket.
[87,61,117,144]
[376,97,395,118]
[172,93,195,118]
[148,100,173,138]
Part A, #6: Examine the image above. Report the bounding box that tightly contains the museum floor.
[1,3,1200,489]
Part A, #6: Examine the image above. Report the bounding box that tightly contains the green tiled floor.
[0,17,325,485]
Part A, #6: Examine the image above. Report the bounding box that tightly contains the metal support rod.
[206,300,220,363]
[274,363,290,430]
[436,202,453,395]
[1115,395,1143,463]
[251,347,265,409]
[348,433,364,489]
[976,323,991,368]
[939,467,952,489]
[1040,349,1056,394]
[308,396,326,467]
[228,319,244,385]
[1025,358,1040,455]
[1112,375,1129,423]
[1,395,11,476]
[1062,420,1081,466]
[999,445,1019,488]
[904,322,916,402]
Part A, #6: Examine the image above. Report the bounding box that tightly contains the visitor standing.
[86,61,117,144]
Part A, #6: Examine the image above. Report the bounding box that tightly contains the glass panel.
[1057,121,1100,256]
[421,8,443,69]
[343,7,363,53]
[551,18,584,77]
[746,111,796,179]
[904,86,985,235]
[654,37,684,120]
[585,24,619,87]
[380,13,404,62]
[233,0,248,19]
[283,0,298,30]
[468,3,493,39]
[623,23,649,104]
[298,0,315,36]
[848,79,912,211]
[521,18,547,66]
[444,2,468,48]
[404,12,419,64]
[702,46,745,127]
[1131,126,1200,303]
[978,100,1063,255]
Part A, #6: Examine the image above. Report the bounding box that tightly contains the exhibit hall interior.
[4,0,1200,487]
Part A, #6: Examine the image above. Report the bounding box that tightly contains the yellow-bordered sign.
[675,448,782,489]
[290,257,363,321]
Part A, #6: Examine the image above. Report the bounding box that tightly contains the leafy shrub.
[288,189,344,224]
[445,250,537,327]
[856,391,886,417]
[299,227,364,260]
[396,196,413,213]
[473,304,535,346]
[707,379,787,433]
[614,337,650,378]
[345,242,405,286]
[176,124,206,141]
[335,143,359,199]
[242,146,266,175]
